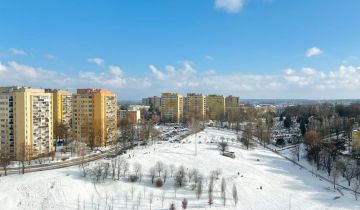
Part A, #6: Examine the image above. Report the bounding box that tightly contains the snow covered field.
[0,127,359,210]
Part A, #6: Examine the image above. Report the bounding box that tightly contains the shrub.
[155,177,164,187]
[128,174,139,182]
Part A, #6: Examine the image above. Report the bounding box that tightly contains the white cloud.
[302,67,316,75]
[109,65,123,76]
[305,47,323,57]
[215,0,245,13]
[3,60,360,99]
[88,57,105,66]
[0,62,7,74]
[10,48,27,56]
[284,68,295,75]
[149,65,165,80]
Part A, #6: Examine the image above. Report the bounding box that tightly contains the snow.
[0,127,359,210]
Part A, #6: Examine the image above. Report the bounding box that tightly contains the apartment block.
[161,93,183,123]
[118,109,141,124]
[14,88,54,159]
[0,87,17,156]
[184,93,206,121]
[46,89,73,128]
[206,95,225,120]
[225,95,240,119]
[72,89,117,146]
[142,96,161,110]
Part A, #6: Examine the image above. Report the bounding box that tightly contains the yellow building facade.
[185,93,206,121]
[206,95,225,120]
[72,89,117,147]
[46,89,72,128]
[13,88,54,159]
[161,93,183,123]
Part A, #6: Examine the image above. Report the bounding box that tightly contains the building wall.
[73,89,117,147]
[206,95,225,120]
[14,88,53,159]
[161,93,183,123]
[185,93,206,121]
[0,87,16,156]
[225,95,240,120]
[46,89,72,129]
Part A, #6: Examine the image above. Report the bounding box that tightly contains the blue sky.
[0,0,360,100]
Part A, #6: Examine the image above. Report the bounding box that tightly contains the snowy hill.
[0,128,359,210]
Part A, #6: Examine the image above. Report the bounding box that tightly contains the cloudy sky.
[0,0,360,100]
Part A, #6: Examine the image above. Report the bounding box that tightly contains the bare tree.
[77,142,88,177]
[218,141,228,155]
[0,144,11,176]
[232,184,238,206]
[330,165,340,189]
[181,198,188,209]
[169,202,176,210]
[124,192,128,208]
[221,177,227,206]
[161,190,166,208]
[337,158,356,186]
[162,166,169,183]
[196,176,203,200]
[155,161,165,177]
[291,145,300,162]
[133,162,142,177]
[353,181,360,200]
[123,161,129,177]
[169,164,176,177]
[208,175,214,207]
[174,165,187,187]
[131,185,135,200]
[149,191,154,210]
[149,167,156,184]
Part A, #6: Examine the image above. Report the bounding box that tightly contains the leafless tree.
[137,192,142,210]
[162,166,169,183]
[155,161,165,177]
[131,185,135,200]
[353,180,360,200]
[169,202,176,210]
[291,145,300,162]
[337,158,356,186]
[149,167,156,184]
[196,176,203,200]
[232,183,238,206]
[221,177,227,206]
[0,144,11,176]
[133,162,142,177]
[181,198,188,209]
[124,192,128,208]
[169,164,176,177]
[174,165,187,187]
[218,141,228,155]
[331,165,340,189]
[208,175,214,207]
[149,191,154,210]
[161,190,166,208]
[123,161,129,177]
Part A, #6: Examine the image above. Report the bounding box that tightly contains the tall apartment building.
[0,87,17,156]
[72,89,117,146]
[46,89,73,128]
[142,96,161,110]
[1,87,54,160]
[161,93,183,123]
[206,95,225,120]
[184,93,206,121]
[225,95,240,119]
